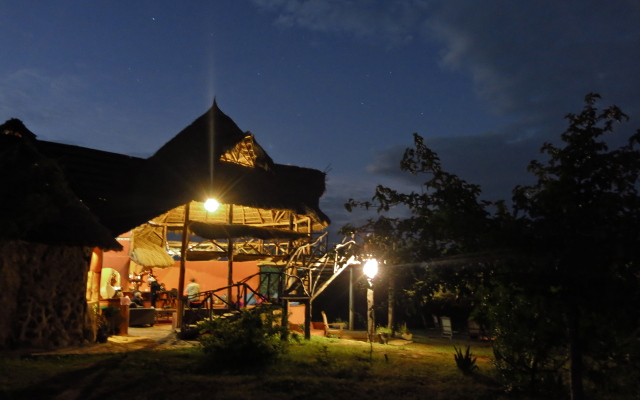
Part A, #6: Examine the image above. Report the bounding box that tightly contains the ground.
[2,324,502,400]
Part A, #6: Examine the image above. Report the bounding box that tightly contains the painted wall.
[101,232,260,300]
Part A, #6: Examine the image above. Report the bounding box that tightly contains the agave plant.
[453,345,479,375]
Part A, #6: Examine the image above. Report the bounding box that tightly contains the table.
[155,308,176,323]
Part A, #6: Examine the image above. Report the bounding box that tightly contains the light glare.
[363,259,378,279]
[204,198,220,212]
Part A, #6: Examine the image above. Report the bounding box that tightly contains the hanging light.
[363,258,379,280]
[204,198,220,212]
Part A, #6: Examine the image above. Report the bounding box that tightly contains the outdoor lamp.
[204,198,220,212]
[363,258,379,280]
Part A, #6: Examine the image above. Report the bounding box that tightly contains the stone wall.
[0,241,93,350]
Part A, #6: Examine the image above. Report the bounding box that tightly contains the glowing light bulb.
[363,259,378,279]
[204,198,220,212]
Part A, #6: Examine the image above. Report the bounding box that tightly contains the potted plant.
[398,322,413,341]
[95,312,110,343]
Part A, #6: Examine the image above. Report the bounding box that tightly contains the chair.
[467,320,482,339]
[468,320,489,340]
[321,311,346,338]
[440,316,453,340]
[432,314,440,329]
[164,288,178,308]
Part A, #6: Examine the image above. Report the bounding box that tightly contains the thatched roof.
[129,224,175,268]
[0,120,122,250]
[116,101,330,236]
[2,101,329,246]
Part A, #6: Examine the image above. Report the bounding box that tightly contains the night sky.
[3,1,640,238]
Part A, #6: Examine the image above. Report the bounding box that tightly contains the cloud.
[0,68,166,157]
[427,1,640,119]
[251,0,431,46]
[252,0,640,129]
[0,69,86,127]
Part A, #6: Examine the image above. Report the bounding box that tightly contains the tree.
[344,133,501,328]
[511,93,640,399]
[344,94,640,398]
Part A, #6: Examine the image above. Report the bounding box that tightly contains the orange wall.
[148,259,260,295]
[102,235,260,298]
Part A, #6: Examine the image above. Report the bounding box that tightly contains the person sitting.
[130,291,145,308]
[184,278,201,308]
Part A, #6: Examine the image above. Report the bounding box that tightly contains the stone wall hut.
[0,119,122,350]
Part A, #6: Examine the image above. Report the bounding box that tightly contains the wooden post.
[176,202,190,329]
[349,265,354,330]
[367,284,375,342]
[388,273,395,331]
[89,248,103,303]
[281,300,290,340]
[304,299,311,340]
[227,204,234,304]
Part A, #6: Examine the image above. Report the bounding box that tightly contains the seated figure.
[130,291,145,308]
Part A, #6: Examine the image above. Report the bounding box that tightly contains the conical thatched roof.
[115,101,329,236]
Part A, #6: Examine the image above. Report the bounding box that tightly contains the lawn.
[0,333,508,400]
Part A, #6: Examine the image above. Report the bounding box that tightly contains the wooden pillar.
[349,265,355,330]
[304,299,311,340]
[388,273,395,331]
[118,303,129,335]
[281,300,290,340]
[227,204,234,304]
[176,202,190,329]
[89,247,103,303]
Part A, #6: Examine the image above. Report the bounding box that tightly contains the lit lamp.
[363,258,378,342]
[204,198,219,212]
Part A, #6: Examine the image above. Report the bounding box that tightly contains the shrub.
[197,304,288,372]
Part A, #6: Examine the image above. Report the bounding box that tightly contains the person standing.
[149,276,161,308]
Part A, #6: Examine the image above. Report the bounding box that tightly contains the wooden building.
[1,102,337,350]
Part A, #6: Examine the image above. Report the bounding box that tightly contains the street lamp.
[363,258,378,342]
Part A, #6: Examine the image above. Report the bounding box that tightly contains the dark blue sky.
[3,1,640,236]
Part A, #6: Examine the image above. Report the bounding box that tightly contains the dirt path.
[32,324,197,356]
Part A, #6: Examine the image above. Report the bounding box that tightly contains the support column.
[227,204,234,304]
[348,265,354,330]
[367,284,375,342]
[304,299,311,340]
[176,202,190,330]
[388,273,395,331]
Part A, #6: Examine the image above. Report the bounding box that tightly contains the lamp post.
[363,258,378,342]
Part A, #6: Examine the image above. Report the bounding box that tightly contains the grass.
[0,333,507,400]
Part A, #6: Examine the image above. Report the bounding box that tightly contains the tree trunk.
[568,304,585,400]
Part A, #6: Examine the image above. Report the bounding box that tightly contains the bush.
[197,304,288,373]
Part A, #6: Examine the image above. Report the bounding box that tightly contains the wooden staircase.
[181,234,359,335]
